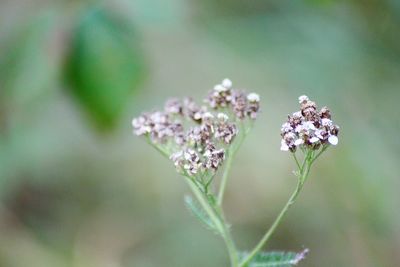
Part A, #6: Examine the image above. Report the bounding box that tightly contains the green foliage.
[65,7,146,130]
[184,195,218,232]
[0,10,60,109]
[241,250,308,267]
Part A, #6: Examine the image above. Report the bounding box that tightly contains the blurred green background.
[0,0,399,266]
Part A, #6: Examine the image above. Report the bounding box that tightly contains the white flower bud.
[303,121,316,131]
[298,95,309,103]
[222,78,232,89]
[214,84,227,92]
[328,135,338,145]
[217,113,229,121]
[247,93,260,102]
[321,118,332,126]
[294,139,304,146]
[202,112,214,119]
[280,139,289,151]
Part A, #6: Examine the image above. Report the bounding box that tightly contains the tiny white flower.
[203,150,211,157]
[315,129,324,139]
[309,136,319,143]
[321,118,332,127]
[193,113,202,120]
[217,113,229,121]
[202,112,214,119]
[294,139,304,146]
[247,93,260,102]
[286,132,296,139]
[280,139,289,151]
[184,151,192,160]
[222,78,232,89]
[295,125,303,133]
[214,84,227,92]
[292,111,302,118]
[281,122,292,132]
[298,95,309,103]
[303,121,316,130]
[328,135,338,145]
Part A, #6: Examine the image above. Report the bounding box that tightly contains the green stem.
[240,152,313,267]
[292,153,301,170]
[217,123,251,206]
[311,145,328,164]
[217,151,234,206]
[147,137,169,158]
[186,180,239,267]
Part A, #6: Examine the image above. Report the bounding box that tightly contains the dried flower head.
[132,79,260,176]
[247,93,260,119]
[165,98,183,115]
[206,79,261,121]
[203,143,225,171]
[206,80,233,109]
[132,111,183,144]
[170,149,202,176]
[215,113,238,144]
[183,97,207,123]
[280,95,340,152]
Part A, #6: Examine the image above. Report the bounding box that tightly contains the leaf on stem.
[184,195,218,233]
[240,249,309,267]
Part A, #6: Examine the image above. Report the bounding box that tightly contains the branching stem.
[239,151,314,267]
[217,123,251,206]
[187,179,239,267]
[217,151,234,206]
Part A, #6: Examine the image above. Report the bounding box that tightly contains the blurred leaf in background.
[66,6,146,131]
[0,9,61,116]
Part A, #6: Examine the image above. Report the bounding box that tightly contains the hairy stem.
[147,137,169,158]
[217,123,250,206]
[240,151,313,267]
[311,145,328,164]
[187,180,239,267]
[292,153,301,170]
[217,151,234,206]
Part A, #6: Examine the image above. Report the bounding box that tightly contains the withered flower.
[132,78,260,175]
[280,95,339,152]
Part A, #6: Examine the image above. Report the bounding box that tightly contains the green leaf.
[241,249,309,267]
[65,7,146,130]
[0,10,60,109]
[184,195,218,233]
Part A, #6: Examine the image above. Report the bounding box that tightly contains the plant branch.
[147,137,170,158]
[217,150,234,206]
[311,145,328,164]
[240,151,313,267]
[292,153,301,170]
[186,179,239,267]
[217,123,251,206]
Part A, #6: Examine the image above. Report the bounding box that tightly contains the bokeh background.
[1,0,400,266]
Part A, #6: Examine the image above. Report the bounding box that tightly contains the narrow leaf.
[241,249,309,267]
[184,195,218,232]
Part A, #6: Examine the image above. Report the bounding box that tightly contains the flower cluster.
[132,79,260,176]
[280,95,340,152]
[206,79,260,120]
[132,111,184,144]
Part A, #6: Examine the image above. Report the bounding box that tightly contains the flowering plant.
[132,79,339,267]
